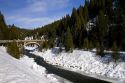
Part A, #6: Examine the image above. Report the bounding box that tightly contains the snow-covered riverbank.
[32,47,125,82]
[0,46,59,83]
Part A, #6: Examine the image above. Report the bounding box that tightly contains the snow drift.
[32,47,125,81]
[0,46,59,83]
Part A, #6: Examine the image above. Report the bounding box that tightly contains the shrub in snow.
[7,42,21,59]
[41,40,49,51]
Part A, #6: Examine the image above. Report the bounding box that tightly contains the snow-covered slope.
[32,47,125,81]
[0,46,59,83]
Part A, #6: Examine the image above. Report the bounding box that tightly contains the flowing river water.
[24,50,110,83]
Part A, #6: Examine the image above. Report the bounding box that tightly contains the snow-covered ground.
[32,47,125,82]
[24,46,38,51]
[0,46,59,83]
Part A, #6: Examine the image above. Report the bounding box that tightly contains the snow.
[0,46,59,83]
[32,47,125,82]
[25,36,34,40]
[24,46,38,51]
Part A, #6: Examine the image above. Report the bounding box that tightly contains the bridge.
[0,40,45,50]
[0,40,44,43]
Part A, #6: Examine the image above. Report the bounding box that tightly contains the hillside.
[29,0,125,53]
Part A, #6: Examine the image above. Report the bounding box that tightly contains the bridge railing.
[0,40,45,43]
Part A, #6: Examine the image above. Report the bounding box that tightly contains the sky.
[0,0,84,29]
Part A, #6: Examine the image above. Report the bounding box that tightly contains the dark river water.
[24,50,110,83]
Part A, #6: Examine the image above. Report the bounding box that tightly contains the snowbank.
[20,56,59,83]
[0,46,59,83]
[32,47,125,81]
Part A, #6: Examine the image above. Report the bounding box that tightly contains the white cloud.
[7,15,61,28]
[26,0,70,13]
[5,0,70,28]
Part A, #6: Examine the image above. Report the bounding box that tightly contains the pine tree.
[0,12,9,40]
[121,16,125,50]
[83,38,89,50]
[96,42,100,55]
[78,6,85,27]
[96,42,104,56]
[7,42,20,59]
[99,45,105,57]
[64,27,74,52]
[112,42,119,62]
[96,10,108,54]
[71,8,82,47]
[83,5,89,23]
[42,40,49,51]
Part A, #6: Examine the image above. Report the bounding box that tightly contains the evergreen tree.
[78,6,85,27]
[64,27,74,52]
[96,10,108,56]
[83,38,89,50]
[96,42,100,55]
[42,40,49,51]
[112,42,120,62]
[0,12,9,40]
[121,16,125,50]
[71,8,83,47]
[83,5,89,23]
[7,42,20,59]
[96,42,104,56]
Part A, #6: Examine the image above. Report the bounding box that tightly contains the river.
[24,50,110,83]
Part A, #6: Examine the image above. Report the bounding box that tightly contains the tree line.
[27,0,125,61]
[0,13,30,40]
[0,12,29,59]
[31,0,125,50]
[0,0,125,61]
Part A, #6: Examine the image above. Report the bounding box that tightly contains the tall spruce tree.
[96,10,108,56]
[64,27,74,52]
[83,5,89,23]
[0,12,9,40]
[112,42,119,62]
[83,38,89,50]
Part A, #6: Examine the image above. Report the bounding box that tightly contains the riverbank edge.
[31,51,124,83]
[55,65,120,83]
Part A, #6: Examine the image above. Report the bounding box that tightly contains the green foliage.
[83,5,89,23]
[99,45,105,57]
[9,24,29,40]
[83,38,89,50]
[64,28,74,52]
[96,10,108,43]
[0,12,30,40]
[112,42,120,62]
[96,42,104,57]
[0,12,9,40]
[7,42,20,59]
[28,0,125,52]
[96,42,100,55]
[1,0,125,55]
[48,38,55,48]
[42,41,49,50]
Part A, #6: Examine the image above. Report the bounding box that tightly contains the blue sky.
[0,0,84,29]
